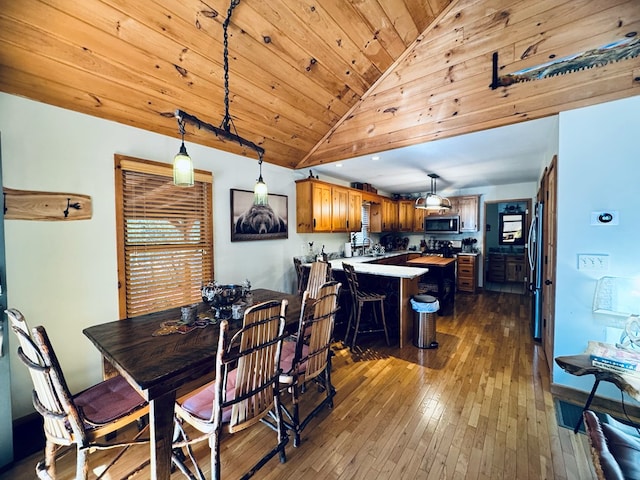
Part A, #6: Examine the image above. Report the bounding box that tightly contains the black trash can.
[410,294,439,349]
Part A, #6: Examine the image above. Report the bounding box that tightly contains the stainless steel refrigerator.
[527,202,544,340]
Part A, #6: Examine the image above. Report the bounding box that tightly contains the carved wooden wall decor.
[3,188,92,221]
[491,34,640,89]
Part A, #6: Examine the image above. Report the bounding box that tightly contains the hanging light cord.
[177,115,186,141]
[174,0,264,159]
[221,0,240,135]
[257,152,264,181]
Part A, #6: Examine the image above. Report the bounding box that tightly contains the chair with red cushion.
[6,308,150,480]
[279,281,341,447]
[173,299,289,480]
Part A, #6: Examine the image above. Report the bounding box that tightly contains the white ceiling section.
[308,115,559,194]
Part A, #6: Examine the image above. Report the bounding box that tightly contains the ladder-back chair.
[342,263,390,349]
[6,308,150,480]
[279,281,341,447]
[173,300,289,480]
[305,260,331,300]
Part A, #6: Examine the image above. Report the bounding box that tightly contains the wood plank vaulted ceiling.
[1,0,639,174]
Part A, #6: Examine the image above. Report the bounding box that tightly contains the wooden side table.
[555,354,640,433]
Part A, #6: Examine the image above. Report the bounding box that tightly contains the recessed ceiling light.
[336,163,343,167]
[372,155,380,161]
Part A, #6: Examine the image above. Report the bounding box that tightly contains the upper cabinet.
[382,198,398,232]
[347,190,362,232]
[456,195,480,232]
[295,179,332,233]
[296,179,362,234]
[397,200,415,232]
[296,179,479,234]
[413,206,425,232]
[331,186,349,232]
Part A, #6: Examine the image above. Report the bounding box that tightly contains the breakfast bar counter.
[308,254,428,348]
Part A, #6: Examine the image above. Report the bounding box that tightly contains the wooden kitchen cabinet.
[505,254,526,283]
[457,254,478,293]
[331,186,349,232]
[488,253,526,283]
[382,198,397,231]
[456,195,479,232]
[347,190,362,232]
[295,179,332,233]
[413,206,425,232]
[487,253,506,282]
[397,200,414,232]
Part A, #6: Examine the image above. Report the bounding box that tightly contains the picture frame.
[230,189,288,242]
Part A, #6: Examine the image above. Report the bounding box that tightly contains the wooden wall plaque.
[3,187,92,221]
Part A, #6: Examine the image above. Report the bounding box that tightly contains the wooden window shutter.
[115,155,214,318]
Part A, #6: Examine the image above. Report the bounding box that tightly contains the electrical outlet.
[578,254,609,271]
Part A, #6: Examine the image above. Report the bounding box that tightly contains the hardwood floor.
[1,290,596,479]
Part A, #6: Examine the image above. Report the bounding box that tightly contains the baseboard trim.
[12,412,44,461]
[551,383,640,424]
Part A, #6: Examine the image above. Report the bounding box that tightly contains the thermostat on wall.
[590,211,618,226]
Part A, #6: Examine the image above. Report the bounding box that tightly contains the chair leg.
[76,447,89,480]
[36,441,57,480]
[378,299,390,345]
[210,429,222,480]
[291,382,302,448]
[343,300,355,345]
[351,302,363,349]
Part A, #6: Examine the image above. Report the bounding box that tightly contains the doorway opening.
[483,198,531,295]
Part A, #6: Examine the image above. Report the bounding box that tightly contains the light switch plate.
[578,254,609,271]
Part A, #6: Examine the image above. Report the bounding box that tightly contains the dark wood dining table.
[83,288,301,480]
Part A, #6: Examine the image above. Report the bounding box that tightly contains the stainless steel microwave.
[424,215,460,234]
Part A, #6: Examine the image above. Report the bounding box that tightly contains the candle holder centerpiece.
[201,282,244,319]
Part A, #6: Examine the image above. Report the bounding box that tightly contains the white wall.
[553,95,640,401]
[0,93,302,418]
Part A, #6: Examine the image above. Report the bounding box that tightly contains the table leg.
[574,378,601,434]
[150,392,177,479]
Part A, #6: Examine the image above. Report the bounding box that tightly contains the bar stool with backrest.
[6,308,151,480]
[173,299,289,480]
[305,260,332,300]
[278,281,341,447]
[342,263,390,349]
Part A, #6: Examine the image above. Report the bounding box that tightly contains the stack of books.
[587,341,640,377]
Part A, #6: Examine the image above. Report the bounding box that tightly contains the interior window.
[352,203,371,247]
[114,154,214,318]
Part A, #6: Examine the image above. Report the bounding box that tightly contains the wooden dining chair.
[173,300,289,480]
[293,257,308,296]
[342,263,390,349]
[279,281,341,447]
[6,308,150,480]
[305,260,332,300]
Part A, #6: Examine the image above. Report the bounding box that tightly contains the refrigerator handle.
[527,215,536,270]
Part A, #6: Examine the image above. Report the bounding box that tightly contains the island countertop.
[304,252,428,278]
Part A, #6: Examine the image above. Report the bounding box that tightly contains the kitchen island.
[306,253,428,348]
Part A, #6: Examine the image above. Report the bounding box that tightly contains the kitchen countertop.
[305,251,428,279]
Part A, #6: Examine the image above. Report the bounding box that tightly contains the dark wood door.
[542,155,558,374]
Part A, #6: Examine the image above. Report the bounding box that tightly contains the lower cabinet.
[505,255,527,283]
[457,254,477,293]
[488,253,526,283]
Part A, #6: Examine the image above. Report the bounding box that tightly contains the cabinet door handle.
[313,218,316,228]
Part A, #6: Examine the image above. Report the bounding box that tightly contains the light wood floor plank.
[1,290,599,479]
